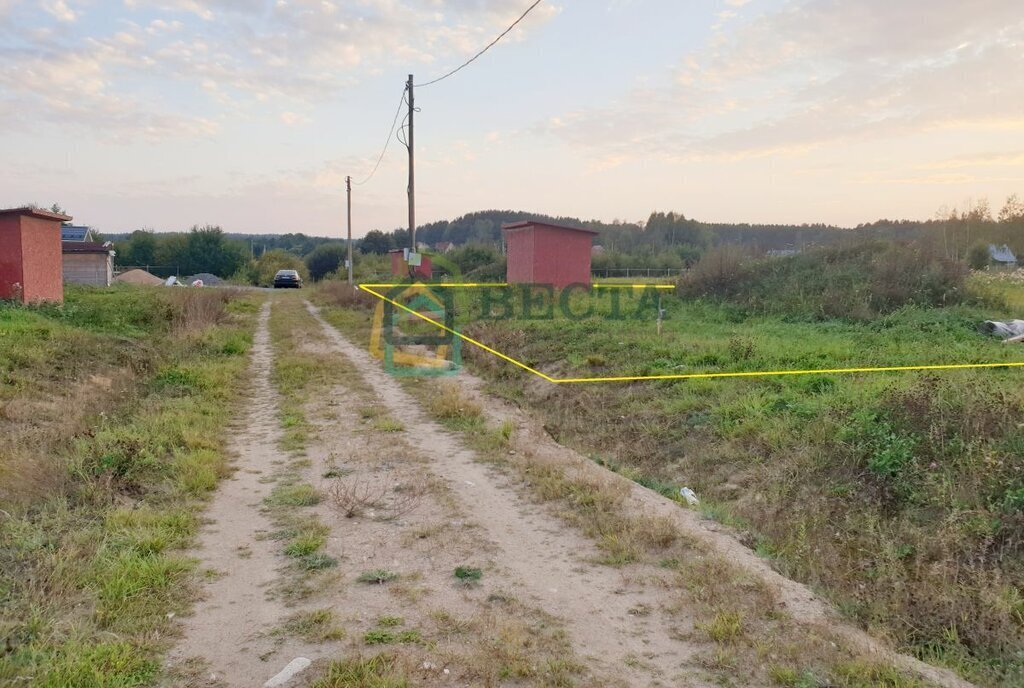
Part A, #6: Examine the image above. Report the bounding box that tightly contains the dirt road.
[166,297,971,688]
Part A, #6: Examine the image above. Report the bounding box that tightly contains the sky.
[1,0,1023,237]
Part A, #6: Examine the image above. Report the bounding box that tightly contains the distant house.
[61,224,95,242]
[988,244,1017,267]
[434,241,455,253]
[62,241,115,286]
[591,245,605,255]
[389,248,432,279]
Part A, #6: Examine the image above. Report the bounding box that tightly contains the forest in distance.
[93,193,1024,281]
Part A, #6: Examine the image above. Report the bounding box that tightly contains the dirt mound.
[185,272,223,286]
[114,269,164,286]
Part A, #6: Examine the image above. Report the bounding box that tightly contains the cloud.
[41,0,76,22]
[279,111,309,126]
[0,0,556,137]
[856,172,1024,186]
[543,0,1024,162]
[919,151,1024,170]
[0,37,219,141]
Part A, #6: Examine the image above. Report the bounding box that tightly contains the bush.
[968,241,991,270]
[678,240,968,320]
[239,250,309,287]
[305,243,347,281]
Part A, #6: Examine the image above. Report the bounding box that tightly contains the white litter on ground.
[263,657,312,687]
[981,320,1024,338]
[679,487,700,506]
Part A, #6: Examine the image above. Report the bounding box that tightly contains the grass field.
[323,273,1024,687]
[0,286,257,686]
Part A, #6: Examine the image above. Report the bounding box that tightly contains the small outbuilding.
[62,241,115,286]
[389,249,433,280]
[0,206,71,303]
[502,220,598,288]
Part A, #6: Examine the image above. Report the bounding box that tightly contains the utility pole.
[406,74,415,252]
[346,175,353,285]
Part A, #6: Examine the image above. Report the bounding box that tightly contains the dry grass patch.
[316,281,376,309]
[279,608,346,643]
[312,654,409,688]
[428,602,587,687]
[429,380,483,419]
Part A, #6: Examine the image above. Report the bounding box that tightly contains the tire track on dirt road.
[168,298,614,688]
[305,301,719,687]
[167,303,339,687]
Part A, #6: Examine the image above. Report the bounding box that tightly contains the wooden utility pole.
[345,175,353,285]
[406,74,415,251]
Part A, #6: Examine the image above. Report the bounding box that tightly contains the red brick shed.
[502,220,598,288]
[389,249,433,280]
[0,207,71,304]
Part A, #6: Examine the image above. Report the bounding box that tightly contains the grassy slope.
[0,286,258,687]
[320,279,1024,687]
[459,282,1024,687]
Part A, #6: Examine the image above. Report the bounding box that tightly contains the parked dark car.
[273,269,303,289]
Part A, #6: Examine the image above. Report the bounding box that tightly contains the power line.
[396,109,411,148]
[352,85,408,186]
[415,0,543,88]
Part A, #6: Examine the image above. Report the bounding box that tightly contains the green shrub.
[678,241,968,320]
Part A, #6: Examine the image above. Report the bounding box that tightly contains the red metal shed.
[0,207,71,304]
[389,249,433,280]
[502,220,598,288]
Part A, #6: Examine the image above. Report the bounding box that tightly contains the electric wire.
[353,1,542,185]
[352,85,408,186]
[396,109,411,149]
[414,0,543,88]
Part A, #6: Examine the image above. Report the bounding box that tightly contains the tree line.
[356,195,1024,271]
[114,226,353,284]
[110,194,1024,282]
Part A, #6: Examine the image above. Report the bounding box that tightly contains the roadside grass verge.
[313,281,376,350]
[0,286,257,686]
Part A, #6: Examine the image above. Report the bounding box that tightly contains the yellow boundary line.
[360,282,676,290]
[359,284,1024,384]
[362,285,557,382]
